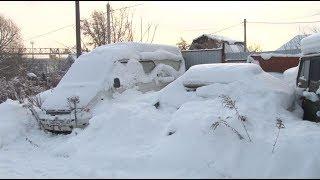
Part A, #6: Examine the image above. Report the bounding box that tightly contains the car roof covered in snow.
[182,63,263,87]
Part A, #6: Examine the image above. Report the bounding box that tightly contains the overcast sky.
[0,1,320,51]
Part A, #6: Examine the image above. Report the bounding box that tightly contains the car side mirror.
[113,78,121,88]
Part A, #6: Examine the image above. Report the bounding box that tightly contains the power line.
[210,23,242,34]
[183,23,241,32]
[111,3,143,12]
[25,24,74,41]
[25,3,143,42]
[248,20,320,24]
[290,12,320,21]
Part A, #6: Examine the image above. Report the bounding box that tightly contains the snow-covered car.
[157,63,295,111]
[37,42,185,133]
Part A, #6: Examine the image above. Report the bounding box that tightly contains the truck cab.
[296,33,320,122]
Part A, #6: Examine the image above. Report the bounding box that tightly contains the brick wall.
[250,55,300,72]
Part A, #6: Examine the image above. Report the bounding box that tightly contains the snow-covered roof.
[301,33,320,55]
[277,34,310,51]
[41,42,184,110]
[192,34,244,53]
[193,34,242,45]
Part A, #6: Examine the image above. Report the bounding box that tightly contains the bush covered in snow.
[0,76,47,104]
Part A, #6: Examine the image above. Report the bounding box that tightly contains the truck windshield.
[309,57,320,82]
[299,55,320,90]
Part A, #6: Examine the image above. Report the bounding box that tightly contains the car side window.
[157,60,181,71]
[140,60,156,74]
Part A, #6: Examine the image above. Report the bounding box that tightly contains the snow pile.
[301,33,320,55]
[283,66,299,87]
[2,63,320,178]
[149,63,320,178]
[159,63,294,110]
[182,63,262,88]
[302,91,319,102]
[260,53,273,60]
[41,42,184,110]
[0,100,35,148]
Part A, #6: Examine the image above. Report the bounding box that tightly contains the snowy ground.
[0,66,320,178]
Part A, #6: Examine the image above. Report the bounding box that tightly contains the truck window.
[309,59,320,82]
[298,60,310,83]
[308,58,320,92]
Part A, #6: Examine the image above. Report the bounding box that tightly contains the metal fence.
[181,49,223,70]
[181,48,301,70]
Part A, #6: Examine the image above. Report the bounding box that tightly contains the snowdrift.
[1,63,320,178]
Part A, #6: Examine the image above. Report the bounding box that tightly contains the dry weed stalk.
[211,116,245,140]
[219,95,252,142]
[272,118,285,153]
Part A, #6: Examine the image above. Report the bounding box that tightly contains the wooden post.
[222,42,226,63]
[106,2,111,44]
[75,1,82,58]
[244,18,247,52]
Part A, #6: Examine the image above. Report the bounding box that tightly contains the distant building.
[189,34,245,53]
[277,34,310,51]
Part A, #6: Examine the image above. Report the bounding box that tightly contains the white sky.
[0,1,319,51]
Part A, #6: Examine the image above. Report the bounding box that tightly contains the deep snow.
[1,63,320,178]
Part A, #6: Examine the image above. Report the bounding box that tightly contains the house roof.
[277,34,310,51]
[191,34,244,53]
[193,34,243,45]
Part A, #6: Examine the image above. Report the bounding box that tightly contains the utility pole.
[75,1,82,58]
[106,2,111,44]
[244,18,247,52]
[140,18,143,42]
[30,41,34,59]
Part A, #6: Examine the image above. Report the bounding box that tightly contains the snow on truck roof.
[41,42,184,110]
[301,33,320,55]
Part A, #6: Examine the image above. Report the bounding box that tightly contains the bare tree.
[81,6,157,49]
[176,37,190,50]
[0,15,23,54]
[247,43,262,53]
[0,14,25,80]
